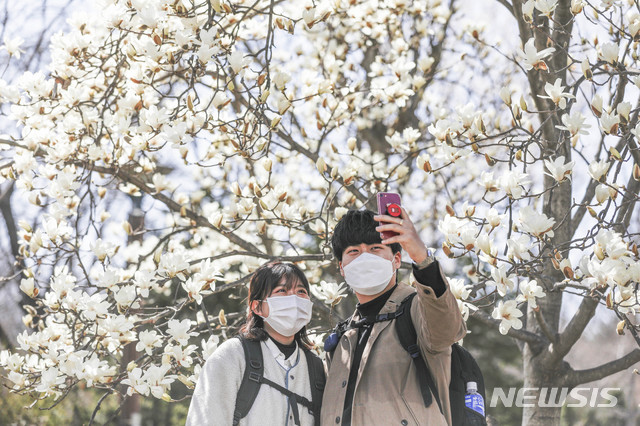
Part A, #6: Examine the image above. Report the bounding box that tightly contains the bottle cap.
[466,381,478,392]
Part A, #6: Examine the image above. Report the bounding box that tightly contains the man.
[321,209,466,425]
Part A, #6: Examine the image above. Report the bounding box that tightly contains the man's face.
[339,242,402,276]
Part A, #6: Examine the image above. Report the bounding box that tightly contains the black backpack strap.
[233,337,263,425]
[259,375,312,425]
[395,293,444,415]
[233,337,324,426]
[303,349,326,426]
[324,307,410,354]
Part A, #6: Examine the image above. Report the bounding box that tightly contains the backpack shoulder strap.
[233,337,264,425]
[303,348,326,426]
[449,342,466,426]
[394,292,443,415]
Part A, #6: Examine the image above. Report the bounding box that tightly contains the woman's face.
[253,277,309,317]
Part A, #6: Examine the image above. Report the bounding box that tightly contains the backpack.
[324,293,487,426]
[395,293,487,426]
[233,337,325,426]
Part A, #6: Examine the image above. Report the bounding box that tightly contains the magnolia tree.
[1,0,640,424]
[0,0,89,349]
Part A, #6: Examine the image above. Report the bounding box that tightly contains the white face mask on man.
[260,294,313,337]
[342,252,395,296]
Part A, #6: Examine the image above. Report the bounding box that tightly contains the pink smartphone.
[376,192,402,240]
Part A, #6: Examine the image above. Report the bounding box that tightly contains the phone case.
[376,192,402,240]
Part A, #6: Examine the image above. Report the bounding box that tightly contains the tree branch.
[471,309,547,351]
[534,306,557,344]
[0,183,19,261]
[274,129,368,204]
[495,0,515,16]
[83,163,263,255]
[566,348,640,387]
[571,178,599,233]
[552,295,599,362]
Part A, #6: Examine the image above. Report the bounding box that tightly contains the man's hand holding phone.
[375,192,430,264]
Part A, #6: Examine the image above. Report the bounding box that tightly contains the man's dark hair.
[331,210,402,261]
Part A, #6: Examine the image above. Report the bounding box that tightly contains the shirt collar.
[264,338,300,369]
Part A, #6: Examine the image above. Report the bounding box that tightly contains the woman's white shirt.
[185,338,315,426]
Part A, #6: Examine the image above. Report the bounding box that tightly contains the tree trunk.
[521,354,564,425]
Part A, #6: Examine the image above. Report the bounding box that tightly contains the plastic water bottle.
[464,381,485,417]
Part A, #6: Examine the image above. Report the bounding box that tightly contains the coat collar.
[379,283,415,314]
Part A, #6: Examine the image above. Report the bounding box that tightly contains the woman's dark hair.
[331,209,402,261]
[239,261,314,349]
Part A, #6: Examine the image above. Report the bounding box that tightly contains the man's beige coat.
[321,275,467,425]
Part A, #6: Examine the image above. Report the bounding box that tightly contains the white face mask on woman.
[260,294,313,337]
[342,252,395,296]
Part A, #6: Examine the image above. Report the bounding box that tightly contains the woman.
[186,261,324,426]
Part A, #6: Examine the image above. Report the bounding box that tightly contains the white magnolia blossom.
[517,38,556,71]
[167,319,195,347]
[617,101,631,120]
[571,0,585,14]
[599,111,620,134]
[628,11,640,37]
[123,364,176,398]
[311,281,348,306]
[1,35,24,58]
[487,265,517,297]
[631,121,640,140]
[516,280,546,308]
[91,238,118,261]
[449,278,478,321]
[484,208,505,229]
[556,110,591,136]
[522,0,535,21]
[595,230,630,260]
[595,183,616,204]
[182,275,207,305]
[159,252,191,278]
[518,206,555,238]
[492,300,524,335]
[534,0,558,17]
[598,42,619,64]
[588,160,610,181]
[438,215,473,246]
[113,285,140,310]
[539,78,574,109]
[498,170,530,199]
[19,277,37,298]
[200,335,220,362]
[615,287,640,315]
[544,156,574,182]
[507,235,533,262]
[163,344,198,368]
[136,330,164,356]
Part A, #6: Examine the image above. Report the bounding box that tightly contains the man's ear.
[339,261,345,277]
[392,251,402,270]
